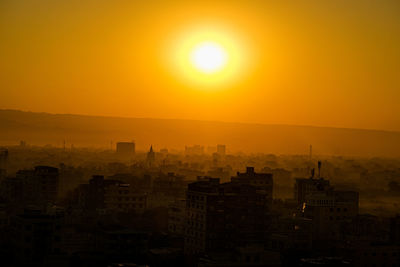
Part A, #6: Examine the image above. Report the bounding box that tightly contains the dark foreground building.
[185,167,273,257]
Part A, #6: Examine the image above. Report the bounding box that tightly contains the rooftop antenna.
[311,168,315,179]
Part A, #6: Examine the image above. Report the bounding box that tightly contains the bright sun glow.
[190,42,228,73]
[166,25,251,88]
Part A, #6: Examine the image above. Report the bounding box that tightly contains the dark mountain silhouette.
[0,109,399,157]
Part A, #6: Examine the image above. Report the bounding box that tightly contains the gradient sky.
[1,0,399,131]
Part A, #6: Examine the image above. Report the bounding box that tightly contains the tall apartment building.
[232,167,273,204]
[185,167,273,255]
[294,177,331,206]
[302,189,359,240]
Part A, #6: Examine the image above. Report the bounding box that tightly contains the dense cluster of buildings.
[0,145,399,266]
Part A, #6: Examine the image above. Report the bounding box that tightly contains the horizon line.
[1,108,399,134]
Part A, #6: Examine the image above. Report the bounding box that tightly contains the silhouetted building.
[216,144,226,156]
[168,199,186,236]
[390,215,400,244]
[0,148,8,172]
[185,169,273,255]
[294,177,331,206]
[352,243,400,267]
[16,166,59,208]
[109,173,152,192]
[0,176,22,205]
[185,145,204,155]
[147,173,186,208]
[104,183,147,213]
[303,190,359,241]
[72,175,122,211]
[95,229,149,261]
[348,214,388,243]
[153,172,185,196]
[147,145,155,167]
[160,148,168,154]
[10,207,64,266]
[206,146,217,154]
[232,167,273,204]
[116,141,135,157]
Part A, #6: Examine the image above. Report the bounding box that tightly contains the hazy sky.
[1,0,399,131]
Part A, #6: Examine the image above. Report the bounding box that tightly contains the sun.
[165,25,251,87]
[190,42,228,73]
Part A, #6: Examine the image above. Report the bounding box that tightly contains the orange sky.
[1,0,399,131]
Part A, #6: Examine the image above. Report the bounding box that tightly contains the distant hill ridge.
[0,109,399,157]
